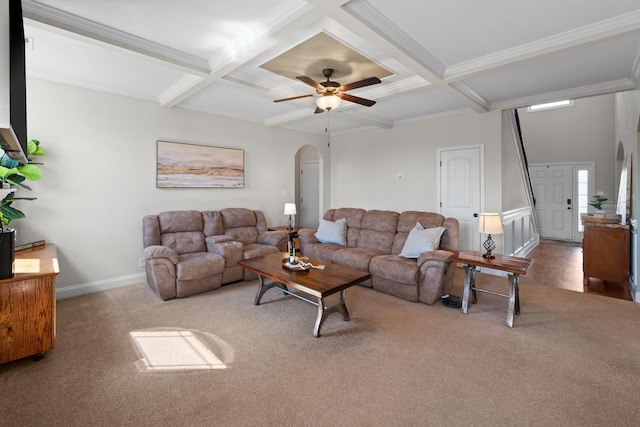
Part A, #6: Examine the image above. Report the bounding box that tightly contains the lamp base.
[482,234,496,259]
[287,215,293,230]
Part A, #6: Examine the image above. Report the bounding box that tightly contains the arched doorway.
[295,146,322,228]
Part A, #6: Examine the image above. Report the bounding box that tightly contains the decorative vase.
[0,228,16,279]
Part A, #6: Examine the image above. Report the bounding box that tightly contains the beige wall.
[22,78,327,292]
[517,94,616,198]
[329,110,503,213]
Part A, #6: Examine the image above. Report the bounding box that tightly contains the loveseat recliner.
[142,208,287,300]
[298,208,459,305]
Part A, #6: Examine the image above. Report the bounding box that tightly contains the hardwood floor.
[522,242,633,301]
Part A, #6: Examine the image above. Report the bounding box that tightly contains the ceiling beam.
[331,0,490,113]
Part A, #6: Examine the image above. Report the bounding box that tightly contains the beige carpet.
[1,269,639,426]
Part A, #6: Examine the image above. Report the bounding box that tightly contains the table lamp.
[284,203,297,230]
[478,213,503,259]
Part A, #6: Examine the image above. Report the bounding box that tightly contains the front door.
[529,164,574,240]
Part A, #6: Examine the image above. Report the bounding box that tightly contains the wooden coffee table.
[237,252,370,337]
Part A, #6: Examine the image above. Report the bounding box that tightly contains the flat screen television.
[0,0,28,164]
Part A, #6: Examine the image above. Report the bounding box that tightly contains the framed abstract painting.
[156,140,244,188]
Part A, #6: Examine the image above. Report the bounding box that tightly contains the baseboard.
[56,273,146,300]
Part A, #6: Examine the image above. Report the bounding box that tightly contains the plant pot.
[0,228,16,279]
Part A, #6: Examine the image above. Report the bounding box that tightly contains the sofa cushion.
[392,211,446,255]
[399,223,446,258]
[303,242,349,263]
[176,252,225,281]
[325,208,365,246]
[161,231,206,254]
[357,210,398,253]
[315,218,347,245]
[202,210,224,236]
[332,247,383,272]
[158,210,203,233]
[369,255,420,284]
[243,243,280,259]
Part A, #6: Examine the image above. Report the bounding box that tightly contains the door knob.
[473,213,478,218]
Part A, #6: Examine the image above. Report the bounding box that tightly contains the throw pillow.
[315,218,347,245]
[399,222,446,258]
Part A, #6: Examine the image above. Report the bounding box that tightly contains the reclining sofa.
[298,208,459,305]
[142,208,288,300]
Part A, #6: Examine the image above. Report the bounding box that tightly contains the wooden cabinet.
[0,244,59,364]
[583,224,629,284]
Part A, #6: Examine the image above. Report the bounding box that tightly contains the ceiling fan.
[273,68,381,113]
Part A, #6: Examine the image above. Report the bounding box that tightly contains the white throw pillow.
[315,218,347,245]
[399,222,446,258]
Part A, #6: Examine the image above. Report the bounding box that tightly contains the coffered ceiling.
[21,0,640,135]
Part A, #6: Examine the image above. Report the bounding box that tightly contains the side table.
[268,226,302,235]
[450,250,533,327]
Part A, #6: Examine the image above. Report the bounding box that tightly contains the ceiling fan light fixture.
[316,94,341,110]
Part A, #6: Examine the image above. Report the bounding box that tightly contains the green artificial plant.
[0,139,46,226]
[589,193,608,211]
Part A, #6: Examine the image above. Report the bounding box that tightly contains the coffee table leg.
[313,289,350,338]
[254,275,287,305]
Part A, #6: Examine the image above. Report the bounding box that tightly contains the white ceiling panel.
[463,35,640,105]
[366,0,640,65]
[24,24,189,101]
[31,0,302,60]
[17,0,640,134]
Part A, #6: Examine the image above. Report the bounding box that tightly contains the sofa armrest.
[416,249,454,267]
[207,234,235,244]
[257,230,287,248]
[207,239,243,266]
[297,228,318,251]
[144,245,179,264]
[416,250,456,305]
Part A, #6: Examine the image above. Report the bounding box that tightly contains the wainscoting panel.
[502,207,538,257]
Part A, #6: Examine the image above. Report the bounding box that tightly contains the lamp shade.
[284,203,297,215]
[316,94,341,110]
[478,213,503,234]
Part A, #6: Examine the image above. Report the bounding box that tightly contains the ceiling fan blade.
[296,76,325,92]
[340,77,381,92]
[340,93,376,107]
[273,93,314,103]
[314,106,325,114]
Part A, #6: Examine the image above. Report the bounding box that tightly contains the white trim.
[56,273,145,300]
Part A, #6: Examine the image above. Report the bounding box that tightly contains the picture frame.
[156,140,244,188]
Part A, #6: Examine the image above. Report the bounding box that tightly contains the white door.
[439,146,482,251]
[300,161,319,228]
[529,164,574,240]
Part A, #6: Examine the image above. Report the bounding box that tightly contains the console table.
[0,244,59,363]
[582,222,629,285]
[450,250,533,327]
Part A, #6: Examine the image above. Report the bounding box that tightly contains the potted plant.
[589,192,608,216]
[0,140,45,279]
